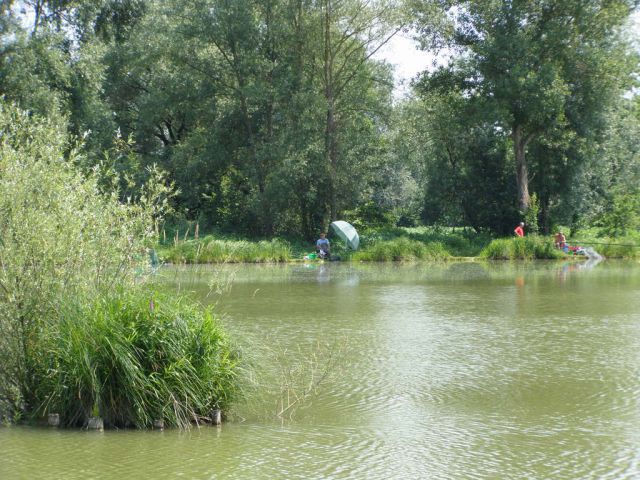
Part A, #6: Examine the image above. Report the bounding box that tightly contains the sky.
[373,31,437,99]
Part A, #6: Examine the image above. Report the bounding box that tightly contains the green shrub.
[480,236,564,260]
[352,237,451,262]
[34,290,239,429]
[0,102,165,419]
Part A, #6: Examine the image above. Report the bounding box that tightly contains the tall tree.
[318,0,404,221]
[415,0,639,213]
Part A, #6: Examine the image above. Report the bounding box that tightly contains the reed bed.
[160,236,293,264]
[351,237,451,262]
[480,236,564,260]
[34,290,239,429]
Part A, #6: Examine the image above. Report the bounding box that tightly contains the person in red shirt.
[514,222,525,237]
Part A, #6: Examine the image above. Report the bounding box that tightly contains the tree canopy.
[1,0,638,236]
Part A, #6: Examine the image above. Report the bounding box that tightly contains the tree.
[318,0,405,221]
[415,0,639,214]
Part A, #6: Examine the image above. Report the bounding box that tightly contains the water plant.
[351,237,451,262]
[34,290,239,429]
[0,102,227,427]
[480,236,564,260]
[159,236,293,264]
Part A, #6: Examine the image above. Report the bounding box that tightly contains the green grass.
[358,226,491,258]
[33,289,239,429]
[480,236,565,260]
[158,236,293,263]
[351,237,451,262]
[156,227,640,264]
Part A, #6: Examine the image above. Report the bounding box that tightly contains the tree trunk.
[32,0,44,36]
[513,124,531,213]
[325,103,338,222]
[323,0,337,222]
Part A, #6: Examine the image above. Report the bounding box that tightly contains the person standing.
[514,222,525,237]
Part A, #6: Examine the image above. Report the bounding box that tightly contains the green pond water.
[2,260,640,479]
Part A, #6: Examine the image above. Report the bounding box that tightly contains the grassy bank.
[157,227,489,263]
[155,226,640,264]
[359,226,491,258]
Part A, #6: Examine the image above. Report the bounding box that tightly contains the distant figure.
[514,222,525,237]
[554,231,566,249]
[316,232,330,259]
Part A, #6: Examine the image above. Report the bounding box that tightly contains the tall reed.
[160,236,293,263]
[352,237,451,262]
[34,290,239,429]
[480,237,564,260]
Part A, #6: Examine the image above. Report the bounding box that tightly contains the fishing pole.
[570,240,640,248]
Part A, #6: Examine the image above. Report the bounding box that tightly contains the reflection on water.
[2,261,640,479]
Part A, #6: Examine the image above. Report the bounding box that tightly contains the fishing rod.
[569,240,640,248]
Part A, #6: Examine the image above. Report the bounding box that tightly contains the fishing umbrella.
[330,221,360,250]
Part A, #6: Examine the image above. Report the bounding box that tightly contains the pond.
[2,260,640,479]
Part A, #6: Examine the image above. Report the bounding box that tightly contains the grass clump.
[352,237,451,262]
[34,290,239,429]
[358,226,491,257]
[159,236,292,263]
[480,237,564,260]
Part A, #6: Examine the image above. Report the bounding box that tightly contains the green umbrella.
[330,221,360,250]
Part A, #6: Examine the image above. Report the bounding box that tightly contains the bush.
[480,236,564,260]
[34,290,238,429]
[0,102,173,422]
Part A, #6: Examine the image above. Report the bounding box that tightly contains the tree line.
[1,0,639,237]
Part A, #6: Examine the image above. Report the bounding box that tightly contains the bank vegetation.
[0,104,239,428]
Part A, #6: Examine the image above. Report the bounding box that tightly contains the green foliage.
[159,236,293,264]
[0,32,71,117]
[34,290,238,429]
[2,0,639,243]
[352,237,451,262]
[523,192,540,235]
[480,237,564,260]
[342,201,397,231]
[0,102,168,421]
[597,189,640,237]
[360,226,493,257]
[592,240,639,259]
[414,0,638,231]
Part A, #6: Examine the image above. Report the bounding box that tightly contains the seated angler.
[316,232,330,259]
